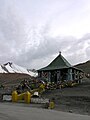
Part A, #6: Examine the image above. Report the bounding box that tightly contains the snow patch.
[0,62,38,77]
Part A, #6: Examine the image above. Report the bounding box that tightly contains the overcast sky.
[0,0,90,69]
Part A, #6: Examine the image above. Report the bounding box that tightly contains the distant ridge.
[74,60,90,74]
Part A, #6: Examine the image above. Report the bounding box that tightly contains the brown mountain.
[74,60,90,74]
[0,73,31,87]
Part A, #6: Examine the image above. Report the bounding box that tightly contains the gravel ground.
[42,78,90,115]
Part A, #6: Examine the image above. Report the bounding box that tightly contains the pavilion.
[38,52,83,83]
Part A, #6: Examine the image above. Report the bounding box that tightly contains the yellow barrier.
[12,91,31,104]
[38,84,45,94]
[30,84,45,95]
[24,91,31,104]
[12,91,18,102]
[48,101,55,109]
[30,89,38,95]
[18,92,25,101]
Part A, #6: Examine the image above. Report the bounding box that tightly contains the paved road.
[0,102,90,120]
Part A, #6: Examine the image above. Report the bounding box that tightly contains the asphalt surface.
[0,102,90,120]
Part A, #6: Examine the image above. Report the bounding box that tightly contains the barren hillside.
[0,73,32,87]
[74,60,90,74]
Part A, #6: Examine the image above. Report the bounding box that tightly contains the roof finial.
[59,51,61,55]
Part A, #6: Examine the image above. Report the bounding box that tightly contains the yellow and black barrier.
[12,91,31,104]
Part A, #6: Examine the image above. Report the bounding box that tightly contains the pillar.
[68,69,73,80]
[24,91,31,104]
[12,91,18,102]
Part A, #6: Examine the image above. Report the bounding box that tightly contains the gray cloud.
[0,0,90,70]
[14,27,90,69]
